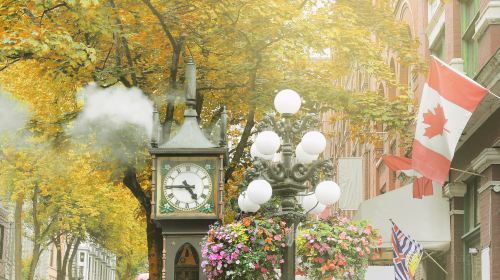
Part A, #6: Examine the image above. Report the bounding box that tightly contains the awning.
[353,183,450,251]
[365,266,395,279]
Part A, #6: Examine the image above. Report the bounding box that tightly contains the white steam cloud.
[0,90,30,136]
[71,84,154,166]
[74,84,153,137]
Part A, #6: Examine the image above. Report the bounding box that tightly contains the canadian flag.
[412,56,488,184]
[382,155,433,199]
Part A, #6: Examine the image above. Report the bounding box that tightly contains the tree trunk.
[60,237,73,280]
[55,237,63,280]
[123,167,162,280]
[28,246,42,280]
[28,185,41,280]
[67,238,81,280]
[225,56,261,182]
[14,195,23,280]
[162,39,184,140]
[146,220,163,280]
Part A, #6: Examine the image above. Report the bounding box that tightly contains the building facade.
[0,201,117,280]
[322,0,499,279]
[0,206,13,280]
[72,241,117,280]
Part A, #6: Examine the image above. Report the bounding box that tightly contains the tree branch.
[0,58,20,72]
[123,166,151,215]
[109,0,138,86]
[141,0,177,48]
[40,2,69,24]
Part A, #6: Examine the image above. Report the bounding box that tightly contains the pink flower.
[339,232,347,240]
[274,235,282,241]
[363,225,372,235]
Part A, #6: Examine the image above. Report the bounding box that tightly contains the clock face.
[163,163,213,211]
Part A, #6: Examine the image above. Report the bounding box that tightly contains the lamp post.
[238,89,341,280]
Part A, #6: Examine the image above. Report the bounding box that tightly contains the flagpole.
[449,167,486,177]
[423,251,448,275]
[488,90,500,100]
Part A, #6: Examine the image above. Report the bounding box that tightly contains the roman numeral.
[175,201,180,206]
[200,194,207,199]
[186,165,191,171]
[167,193,174,199]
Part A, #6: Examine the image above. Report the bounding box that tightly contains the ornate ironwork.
[242,112,334,280]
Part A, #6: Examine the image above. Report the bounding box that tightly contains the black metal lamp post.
[237,90,341,280]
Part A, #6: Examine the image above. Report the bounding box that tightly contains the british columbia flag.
[391,220,423,280]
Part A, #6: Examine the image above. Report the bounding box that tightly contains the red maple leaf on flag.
[423,104,448,138]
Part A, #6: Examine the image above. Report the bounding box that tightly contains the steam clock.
[150,57,227,280]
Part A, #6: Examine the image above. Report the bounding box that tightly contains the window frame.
[460,0,480,77]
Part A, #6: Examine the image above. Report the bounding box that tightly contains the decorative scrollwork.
[291,113,319,135]
[290,159,333,183]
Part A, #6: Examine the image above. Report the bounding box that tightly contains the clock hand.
[166,181,197,200]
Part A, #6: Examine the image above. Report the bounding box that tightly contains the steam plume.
[0,90,29,137]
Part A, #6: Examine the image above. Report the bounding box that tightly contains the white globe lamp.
[295,143,319,164]
[301,131,326,155]
[255,131,281,155]
[315,181,341,205]
[250,143,274,160]
[301,193,320,213]
[274,89,302,114]
[247,179,273,205]
[238,193,248,212]
[310,202,326,215]
[244,196,260,212]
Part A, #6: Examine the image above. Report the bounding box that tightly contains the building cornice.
[473,1,500,40]
[443,181,467,198]
[456,50,500,150]
[478,181,500,194]
[471,148,500,174]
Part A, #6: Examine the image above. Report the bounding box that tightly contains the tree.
[1,0,422,278]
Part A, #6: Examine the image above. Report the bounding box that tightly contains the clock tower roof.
[159,107,217,149]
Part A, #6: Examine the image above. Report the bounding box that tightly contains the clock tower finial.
[185,55,196,104]
[157,56,217,149]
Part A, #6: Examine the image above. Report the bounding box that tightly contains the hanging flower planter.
[201,215,381,280]
[296,216,382,280]
[201,216,290,279]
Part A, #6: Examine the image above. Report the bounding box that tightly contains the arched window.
[389,59,396,100]
[375,83,386,133]
[175,243,199,280]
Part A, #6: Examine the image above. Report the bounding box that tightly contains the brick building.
[322,0,499,279]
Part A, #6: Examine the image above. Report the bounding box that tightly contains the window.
[80,252,85,262]
[0,224,4,259]
[464,178,480,232]
[430,31,445,60]
[463,177,481,279]
[463,230,481,280]
[461,0,479,77]
[50,246,55,267]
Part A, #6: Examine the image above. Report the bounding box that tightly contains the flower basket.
[296,216,382,280]
[201,216,289,279]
